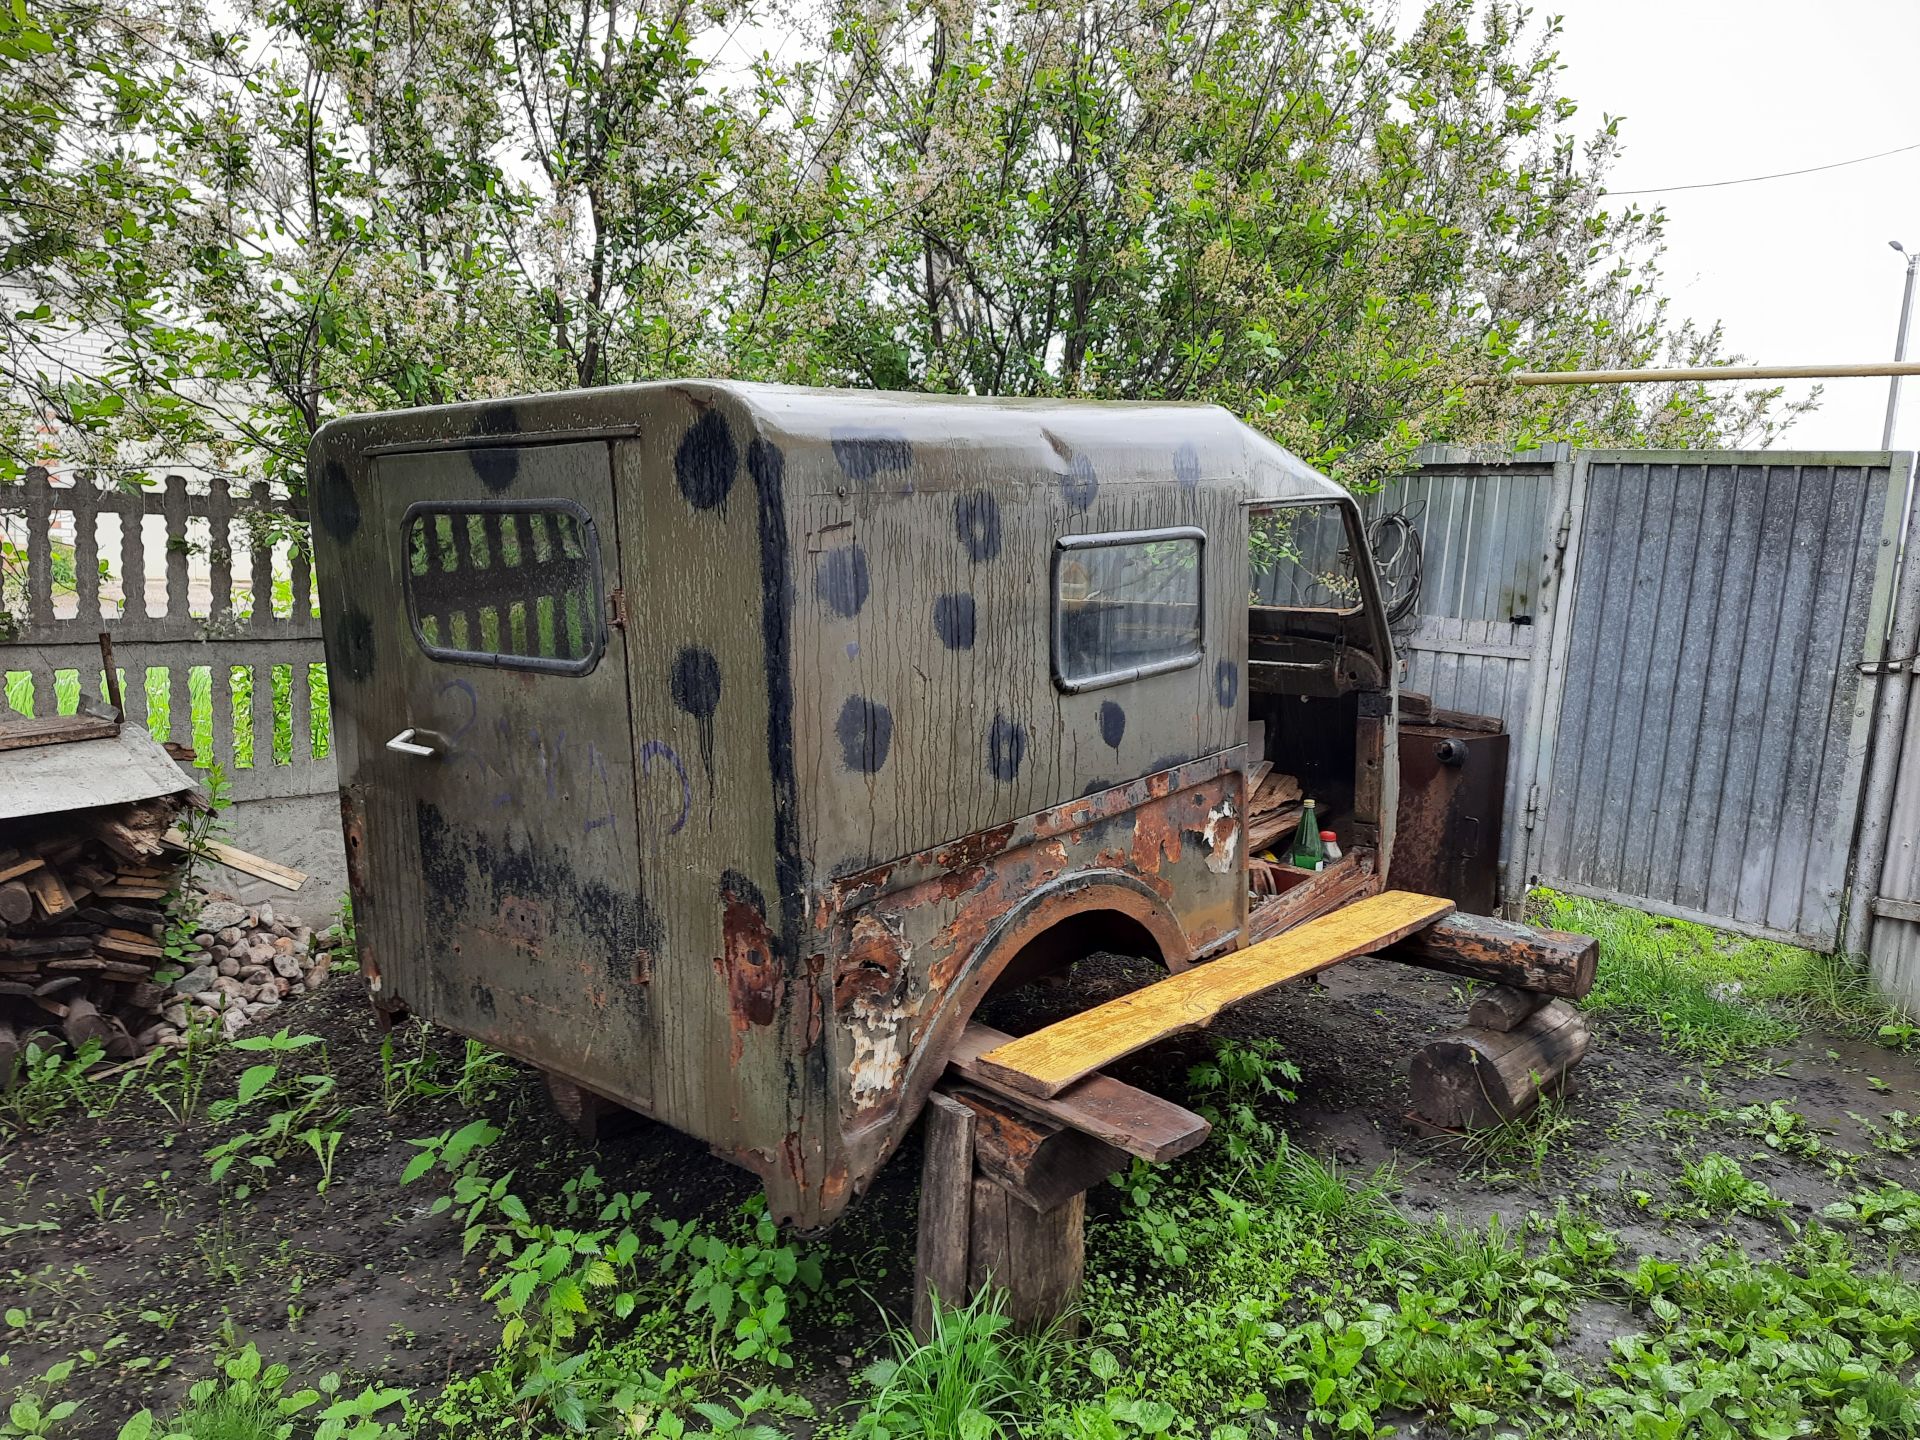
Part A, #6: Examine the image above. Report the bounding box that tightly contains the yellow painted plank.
[975,890,1454,1098]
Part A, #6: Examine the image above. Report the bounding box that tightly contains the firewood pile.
[1243,764,1304,855]
[0,795,195,1076]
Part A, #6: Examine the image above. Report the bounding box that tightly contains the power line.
[1608,139,1920,197]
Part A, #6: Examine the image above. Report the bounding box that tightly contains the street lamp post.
[1884,240,1919,449]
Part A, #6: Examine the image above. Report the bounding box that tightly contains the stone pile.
[161,898,343,1042]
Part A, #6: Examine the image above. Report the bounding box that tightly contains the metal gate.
[1517,452,1911,950]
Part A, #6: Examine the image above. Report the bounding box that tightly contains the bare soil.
[3,952,1915,1437]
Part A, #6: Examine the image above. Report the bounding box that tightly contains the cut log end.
[1409,999,1591,1130]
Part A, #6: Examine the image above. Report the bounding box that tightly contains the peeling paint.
[1201,800,1241,873]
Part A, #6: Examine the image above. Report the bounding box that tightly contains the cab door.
[354,441,653,1106]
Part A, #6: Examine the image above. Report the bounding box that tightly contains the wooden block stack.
[0,796,192,1082]
[1243,765,1304,854]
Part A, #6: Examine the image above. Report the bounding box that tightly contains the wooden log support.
[967,1178,1084,1335]
[912,1092,976,1340]
[1467,984,1554,1032]
[913,1075,1138,1339]
[1377,912,1598,1000]
[1408,998,1591,1129]
[948,1085,1130,1212]
[542,1071,649,1142]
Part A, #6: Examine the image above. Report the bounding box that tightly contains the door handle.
[386,727,437,758]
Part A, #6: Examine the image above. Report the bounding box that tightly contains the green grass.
[1530,888,1908,1060]
[2,663,330,768]
[851,1290,1063,1439]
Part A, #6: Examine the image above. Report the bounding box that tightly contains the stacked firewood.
[0,796,193,1079]
[1243,764,1304,855]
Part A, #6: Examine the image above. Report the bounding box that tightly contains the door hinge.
[608,586,627,631]
[1523,781,1541,830]
[1554,509,1572,551]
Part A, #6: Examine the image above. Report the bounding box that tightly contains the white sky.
[1549,0,1920,451]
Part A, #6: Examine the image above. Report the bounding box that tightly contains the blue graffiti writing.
[639,739,690,838]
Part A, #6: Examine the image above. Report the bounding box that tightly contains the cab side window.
[1053,527,1204,692]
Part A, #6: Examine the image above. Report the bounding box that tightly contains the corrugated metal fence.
[1529,454,1905,950]
[1341,446,1915,960]
[1862,490,1920,1012]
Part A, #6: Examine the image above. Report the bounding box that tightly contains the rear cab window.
[403,501,605,673]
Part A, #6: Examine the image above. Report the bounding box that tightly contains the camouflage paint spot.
[1174,441,1201,490]
[1061,453,1099,512]
[845,641,860,659]
[333,607,376,682]
[987,713,1027,783]
[1098,699,1126,750]
[954,491,1002,562]
[671,646,723,794]
[1215,659,1240,709]
[836,695,894,774]
[470,405,523,492]
[932,593,977,650]
[830,428,913,482]
[815,545,871,618]
[676,410,737,511]
[315,458,360,542]
[669,646,721,718]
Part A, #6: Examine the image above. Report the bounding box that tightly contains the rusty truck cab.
[309,382,1397,1226]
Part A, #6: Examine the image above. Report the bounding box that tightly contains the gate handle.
[386,728,437,758]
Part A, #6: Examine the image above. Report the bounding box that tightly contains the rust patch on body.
[716,874,782,1060]
[496,895,547,949]
[838,911,916,1117]
[934,822,1017,873]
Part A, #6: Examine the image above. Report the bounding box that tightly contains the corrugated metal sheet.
[1527,454,1906,950]
[1251,450,1571,885]
[1865,488,1920,1009]
[1372,457,1570,879]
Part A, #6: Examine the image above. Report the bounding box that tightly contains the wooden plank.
[949,1024,1210,1162]
[912,1091,976,1341]
[976,891,1455,1098]
[1377,912,1598,1000]
[0,711,120,751]
[161,829,307,891]
[0,855,46,884]
[98,883,168,900]
[1246,850,1380,943]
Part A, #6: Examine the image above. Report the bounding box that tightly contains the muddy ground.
[2,950,1915,1436]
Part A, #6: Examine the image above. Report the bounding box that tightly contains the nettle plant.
[655,1196,824,1370]
[202,1031,350,1195]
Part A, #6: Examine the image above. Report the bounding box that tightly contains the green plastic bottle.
[1290,799,1327,870]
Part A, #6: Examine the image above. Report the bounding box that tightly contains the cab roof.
[313,380,1347,507]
